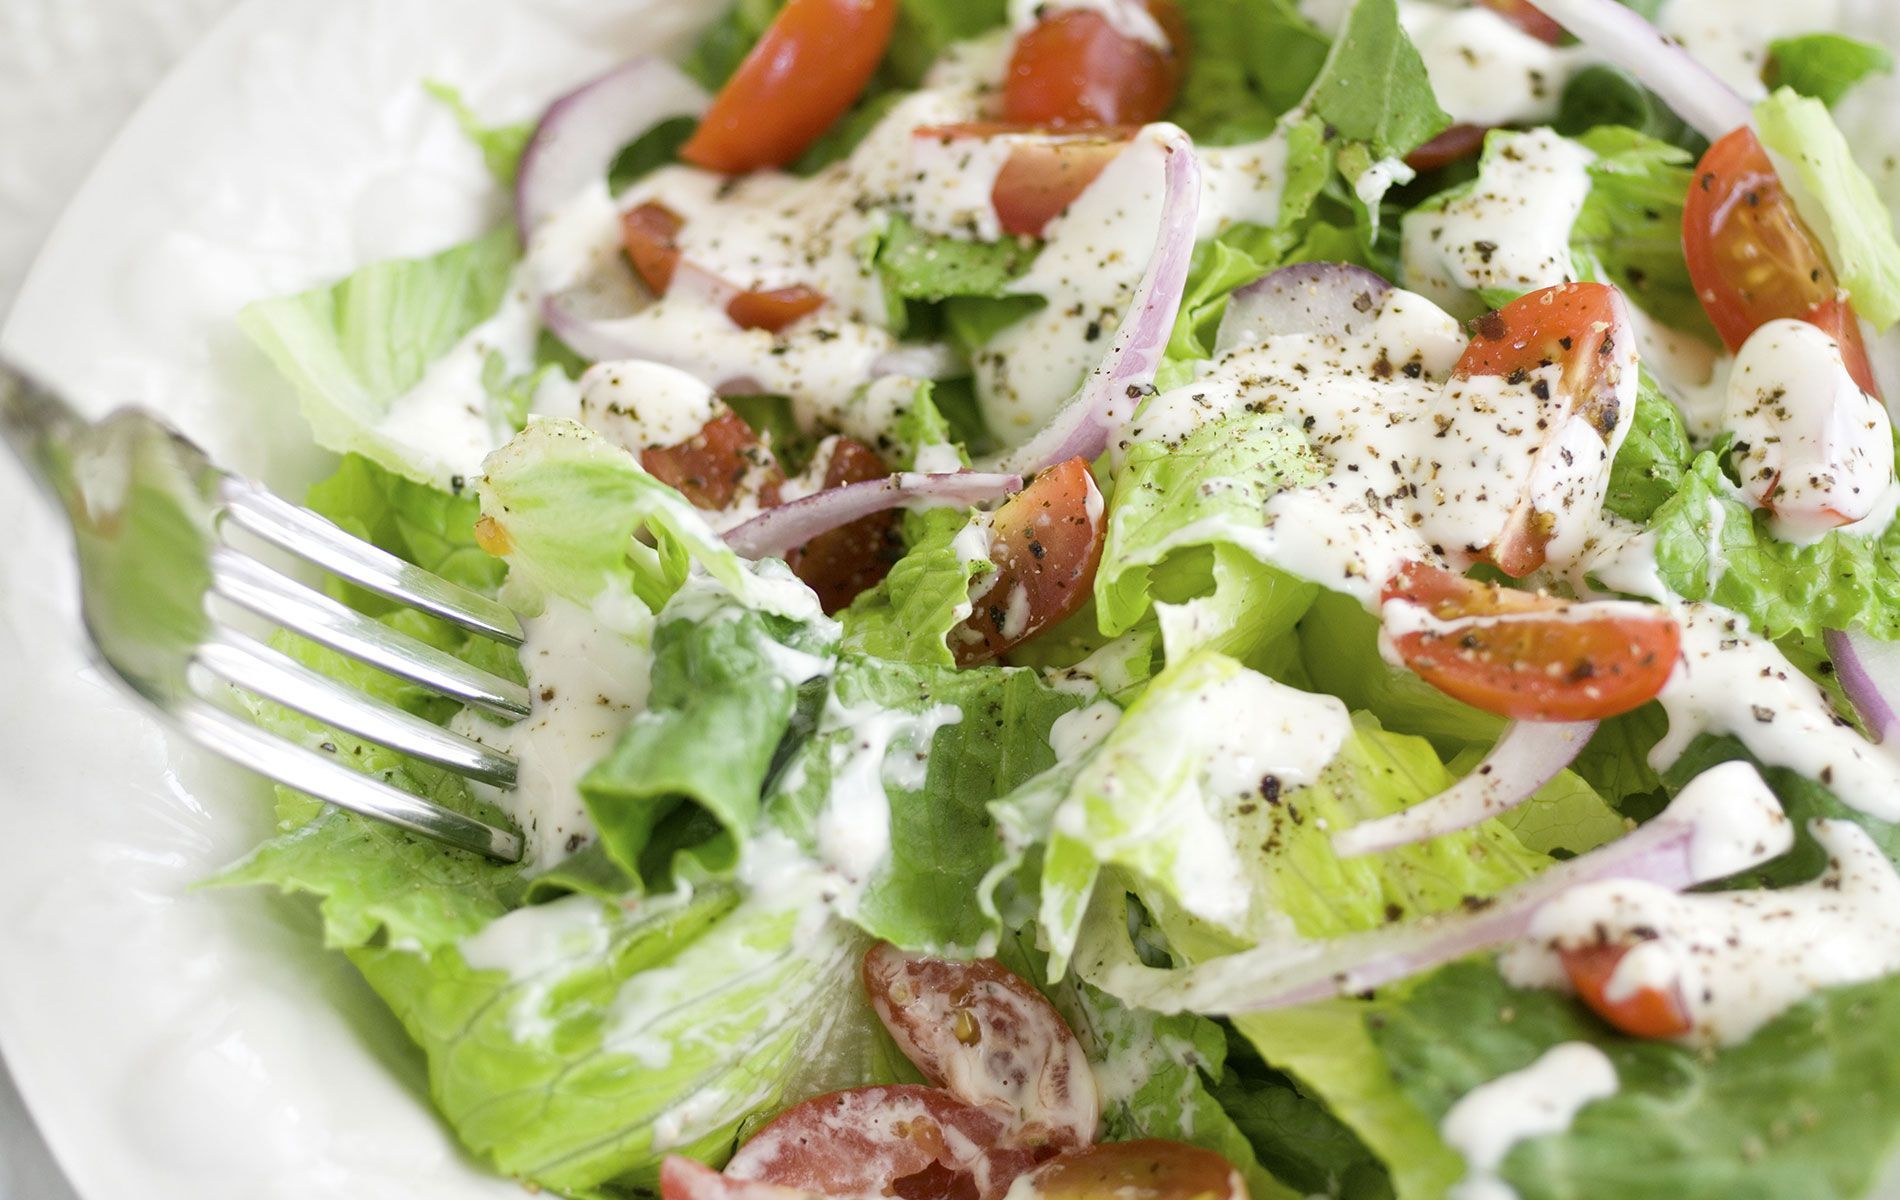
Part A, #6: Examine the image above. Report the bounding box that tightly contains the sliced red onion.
[515,57,710,242]
[1090,762,1791,1015]
[1528,0,1751,142]
[984,125,1201,475]
[1331,720,1598,858]
[1214,262,1393,357]
[724,471,1022,559]
[1826,628,1900,743]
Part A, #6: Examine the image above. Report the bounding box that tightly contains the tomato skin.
[785,438,904,613]
[863,943,1099,1150]
[953,458,1106,666]
[725,1084,1043,1200]
[912,125,1131,238]
[1002,2,1185,129]
[1014,1141,1245,1200]
[1405,123,1489,172]
[682,0,897,173]
[1476,0,1566,44]
[640,409,784,510]
[1455,282,1633,578]
[1382,560,1680,722]
[1683,127,1880,396]
[623,201,828,333]
[1559,943,1693,1040]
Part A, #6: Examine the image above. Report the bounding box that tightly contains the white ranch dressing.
[1127,286,1630,599]
[1658,0,1842,99]
[1439,1043,1618,1200]
[459,892,613,1043]
[805,697,965,900]
[1401,2,1591,129]
[576,358,722,451]
[1724,318,1896,542]
[454,587,654,870]
[1402,128,1596,319]
[1506,819,1900,1045]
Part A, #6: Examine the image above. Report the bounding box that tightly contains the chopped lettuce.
[1303,0,1450,163]
[767,656,1084,953]
[354,884,908,1194]
[1755,87,1900,330]
[238,228,521,489]
[1168,0,1329,144]
[580,578,839,884]
[424,80,533,185]
[1648,452,1900,641]
[1571,126,1713,337]
[1603,370,1694,524]
[1096,410,1325,640]
[1555,66,1706,154]
[840,506,992,666]
[1371,961,1900,1200]
[873,214,1041,303]
[305,452,506,605]
[1766,33,1895,108]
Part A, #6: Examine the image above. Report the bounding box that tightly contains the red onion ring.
[984,124,1201,475]
[1826,628,1900,743]
[1214,262,1393,357]
[515,57,710,242]
[1331,720,1599,858]
[724,471,1022,560]
[1528,0,1752,142]
[1089,762,1791,1015]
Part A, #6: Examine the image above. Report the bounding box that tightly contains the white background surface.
[1,6,242,1195]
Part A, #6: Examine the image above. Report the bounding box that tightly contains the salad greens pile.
[217,0,1900,1197]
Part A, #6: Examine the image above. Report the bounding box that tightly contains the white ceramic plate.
[0,1,708,1195]
[12,2,1900,1197]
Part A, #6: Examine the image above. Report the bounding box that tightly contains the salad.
[218,0,1900,1197]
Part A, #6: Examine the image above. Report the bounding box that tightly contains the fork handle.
[0,362,87,501]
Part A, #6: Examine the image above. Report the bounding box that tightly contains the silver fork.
[0,365,528,862]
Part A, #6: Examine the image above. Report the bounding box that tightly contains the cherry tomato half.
[1002,1,1186,129]
[913,125,1132,238]
[784,438,904,613]
[953,458,1106,666]
[682,0,898,173]
[863,943,1099,1150]
[1455,282,1633,578]
[1013,1141,1246,1200]
[1476,0,1566,45]
[622,202,829,333]
[640,408,784,511]
[1382,560,1680,722]
[1559,942,1693,1040]
[724,1084,1042,1200]
[1683,127,1879,396]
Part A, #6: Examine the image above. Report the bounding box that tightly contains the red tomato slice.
[1559,943,1693,1040]
[913,125,1132,238]
[682,0,897,173]
[863,943,1099,1151]
[1382,560,1680,721]
[622,201,828,333]
[1002,1,1186,129]
[724,1085,1043,1200]
[1012,1141,1245,1200]
[1683,127,1880,396]
[953,458,1106,667]
[640,408,785,511]
[785,438,904,613]
[1455,282,1633,577]
[1475,0,1566,44]
[1405,123,1488,173]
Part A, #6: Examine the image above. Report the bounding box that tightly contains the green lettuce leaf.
[840,506,991,667]
[873,213,1041,303]
[1755,87,1900,330]
[425,80,533,184]
[1168,0,1329,144]
[1571,126,1714,336]
[1371,961,1900,1200]
[355,883,907,1194]
[1603,370,1694,524]
[305,452,506,606]
[580,577,838,883]
[1097,410,1325,639]
[1766,33,1895,108]
[1554,66,1705,153]
[1648,452,1900,640]
[767,656,1084,953]
[238,227,521,488]
[1304,0,1450,162]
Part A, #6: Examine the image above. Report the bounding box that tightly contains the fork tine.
[210,548,533,720]
[175,699,523,861]
[218,477,524,646]
[196,631,518,787]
